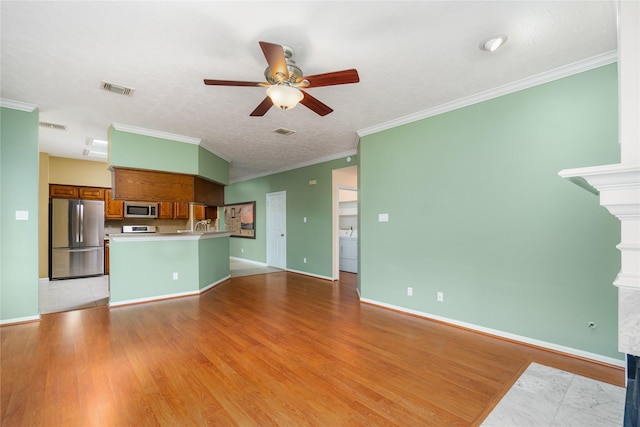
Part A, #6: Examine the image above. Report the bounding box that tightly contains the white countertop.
[109,231,231,242]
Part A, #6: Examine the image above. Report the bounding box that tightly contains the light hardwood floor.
[1,272,623,426]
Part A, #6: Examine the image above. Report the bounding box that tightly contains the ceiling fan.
[204,41,359,117]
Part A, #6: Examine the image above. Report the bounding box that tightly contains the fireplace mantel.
[559,162,640,358]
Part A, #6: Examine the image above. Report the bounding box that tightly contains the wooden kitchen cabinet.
[104,189,124,219]
[50,184,78,199]
[195,205,219,221]
[174,203,189,219]
[194,205,206,220]
[78,187,105,200]
[159,202,190,219]
[111,167,225,206]
[158,202,174,219]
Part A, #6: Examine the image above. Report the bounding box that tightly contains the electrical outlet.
[304,217,307,223]
[173,272,178,280]
[303,257,307,263]
[437,292,444,302]
[241,248,244,253]
[407,287,413,296]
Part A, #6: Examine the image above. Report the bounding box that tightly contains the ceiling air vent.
[273,127,296,136]
[100,81,135,96]
[39,121,67,131]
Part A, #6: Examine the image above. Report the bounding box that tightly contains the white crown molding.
[231,148,358,184]
[112,122,202,145]
[0,98,38,112]
[111,122,232,163]
[197,142,232,163]
[357,50,618,137]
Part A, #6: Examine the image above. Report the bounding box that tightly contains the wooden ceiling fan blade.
[299,90,333,116]
[250,97,274,116]
[259,41,289,82]
[204,79,264,87]
[304,69,360,88]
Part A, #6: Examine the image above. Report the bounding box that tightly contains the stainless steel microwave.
[124,202,158,218]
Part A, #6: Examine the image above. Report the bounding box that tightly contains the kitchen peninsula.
[108,230,231,305]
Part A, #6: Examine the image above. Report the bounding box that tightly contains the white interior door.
[266,191,286,269]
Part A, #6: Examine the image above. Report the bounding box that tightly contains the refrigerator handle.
[79,203,84,243]
[75,203,81,243]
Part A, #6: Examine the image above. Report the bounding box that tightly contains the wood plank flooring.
[1,272,623,426]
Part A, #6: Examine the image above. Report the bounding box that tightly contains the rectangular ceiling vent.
[39,121,67,131]
[100,81,135,96]
[273,127,296,136]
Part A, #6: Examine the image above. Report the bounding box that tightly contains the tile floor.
[39,258,281,314]
[481,362,626,427]
[230,257,282,277]
[38,275,109,314]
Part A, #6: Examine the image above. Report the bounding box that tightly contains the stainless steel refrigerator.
[50,198,105,280]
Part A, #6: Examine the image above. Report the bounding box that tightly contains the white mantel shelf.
[559,162,640,290]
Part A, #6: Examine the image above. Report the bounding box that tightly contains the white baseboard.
[199,275,231,293]
[230,256,267,267]
[286,268,334,281]
[0,314,40,325]
[360,297,625,368]
[110,275,231,307]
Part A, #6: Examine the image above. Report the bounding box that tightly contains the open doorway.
[332,166,358,279]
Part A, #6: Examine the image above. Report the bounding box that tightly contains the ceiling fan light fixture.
[480,34,508,52]
[266,85,303,111]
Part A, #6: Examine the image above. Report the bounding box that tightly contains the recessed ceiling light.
[480,35,508,52]
[83,149,108,158]
[88,138,108,148]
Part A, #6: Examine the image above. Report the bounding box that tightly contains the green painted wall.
[1,106,40,322]
[359,64,622,360]
[109,127,228,185]
[225,156,356,278]
[110,236,230,303]
[198,237,230,289]
[198,146,229,186]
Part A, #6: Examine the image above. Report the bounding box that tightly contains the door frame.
[333,185,358,279]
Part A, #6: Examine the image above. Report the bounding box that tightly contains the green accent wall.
[359,64,622,360]
[109,127,229,185]
[1,106,40,322]
[225,157,356,278]
[109,236,229,303]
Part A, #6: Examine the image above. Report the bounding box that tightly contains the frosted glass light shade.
[267,85,303,110]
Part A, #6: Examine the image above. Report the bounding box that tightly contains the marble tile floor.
[230,257,283,277]
[39,275,109,315]
[481,362,626,427]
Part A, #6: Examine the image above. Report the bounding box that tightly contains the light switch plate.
[378,213,389,222]
[15,210,29,220]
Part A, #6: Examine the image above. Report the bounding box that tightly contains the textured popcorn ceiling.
[0,1,617,182]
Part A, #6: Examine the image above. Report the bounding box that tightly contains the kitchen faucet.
[194,219,210,232]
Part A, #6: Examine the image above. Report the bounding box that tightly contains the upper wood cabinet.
[194,205,205,220]
[49,184,78,199]
[174,202,189,219]
[111,167,224,206]
[158,202,190,220]
[104,189,124,219]
[50,184,106,200]
[78,187,105,200]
